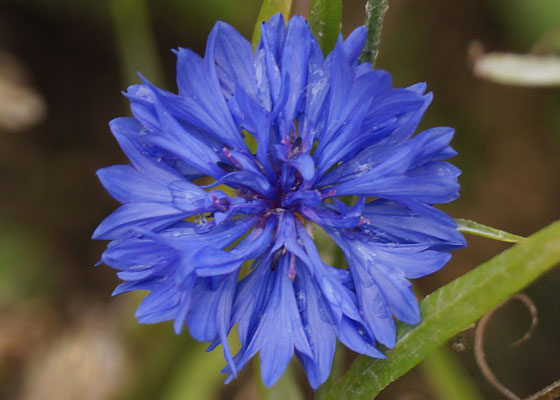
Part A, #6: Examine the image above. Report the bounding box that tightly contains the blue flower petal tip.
[94,14,465,389]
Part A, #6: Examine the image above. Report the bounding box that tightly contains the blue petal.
[314,70,398,174]
[375,87,433,146]
[124,85,160,132]
[230,255,275,349]
[258,14,286,105]
[233,255,312,387]
[136,80,227,178]
[135,281,180,320]
[367,243,451,279]
[211,21,257,100]
[362,199,466,250]
[324,128,461,203]
[208,170,275,199]
[164,217,257,248]
[175,46,246,149]
[300,199,364,229]
[109,117,165,172]
[317,37,352,147]
[350,262,397,347]
[102,238,177,270]
[343,26,367,65]
[278,16,313,132]
[296,225,369,328]
[92,203,187,240]
[187,273,238,376]
[228,85,276,177]
[294,265,337,389]
[169,180,210,212]
[315,78,373,175]
[290,153,316,181]
[282,189,321,208]
[367,258,420,324]
[194,217,277,276]
[328,231,399,347]
[258,13,287,65]
[110,116,208,181]
[112,279,163,296]
[271,212,312,265]
[337,316,386,358]
[97,165,173,204]
[299,40,328,151]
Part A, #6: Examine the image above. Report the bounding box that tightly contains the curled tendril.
[474,293,560,400]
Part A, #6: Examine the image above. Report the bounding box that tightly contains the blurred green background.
[0,0,559,399]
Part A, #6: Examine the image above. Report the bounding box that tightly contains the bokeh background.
[1,0,559,399]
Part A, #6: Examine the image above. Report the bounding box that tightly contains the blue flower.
[93,14,466,389]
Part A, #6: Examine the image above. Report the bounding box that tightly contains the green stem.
[326,219,560,400]
[456,218,525,243]
[359,0,389,66]
[251,0,293,49]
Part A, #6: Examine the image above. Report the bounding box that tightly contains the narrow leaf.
[309,0,342,55]
[251,0,293,49]
[359,0,389,66]
[456,218,525,243]
[326,219,560,400]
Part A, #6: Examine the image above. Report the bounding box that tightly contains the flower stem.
[359,0,389,66]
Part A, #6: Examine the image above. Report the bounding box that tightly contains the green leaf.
[325,219,560,400]
[360,0,389,66]
[456,218,525,243]
[251,0,293,49]
[309,0,342,55]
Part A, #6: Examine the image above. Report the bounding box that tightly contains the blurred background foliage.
[0,0,559,399]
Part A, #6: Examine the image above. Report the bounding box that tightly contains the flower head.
[93,14,465,388]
